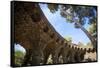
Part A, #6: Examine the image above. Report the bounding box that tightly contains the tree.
[47,4,97,49]
[64,36,72,45]
[78,42,84,46]
[88,22,97,38]
[15,50,25,66]
[47,4,58,13]
[87,22,97,49]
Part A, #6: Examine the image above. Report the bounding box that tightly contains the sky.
[39,4,90,45]
[15,44,26,53]
[15,3,91,52]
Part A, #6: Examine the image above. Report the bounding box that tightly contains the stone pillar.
[22,49,32,66]
[14,2,44,66]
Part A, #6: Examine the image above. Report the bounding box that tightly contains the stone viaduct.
[11,1,97,66]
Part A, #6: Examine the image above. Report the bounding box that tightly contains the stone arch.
[14,2,48,66]
[13,1,97,66]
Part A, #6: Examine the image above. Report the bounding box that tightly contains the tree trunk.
[60,6,96,49]
[76,22,96,49]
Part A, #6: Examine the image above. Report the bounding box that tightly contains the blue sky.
[39,4,90,45]
[15,44,26,53]
[15,3,91,52]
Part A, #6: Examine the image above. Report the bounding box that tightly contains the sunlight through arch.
[14,43,26,54]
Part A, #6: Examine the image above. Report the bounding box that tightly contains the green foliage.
[14,50,25,66]
[88,23,97,37]
[48,4,58,13]
[64,36,72,45]
[47,4,97,48]
[66,15,73,23]
[64,36,72,42]
[86,42,92,46]
[47,4,97,26]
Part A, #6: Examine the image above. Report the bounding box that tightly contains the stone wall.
[12,1,97,66]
